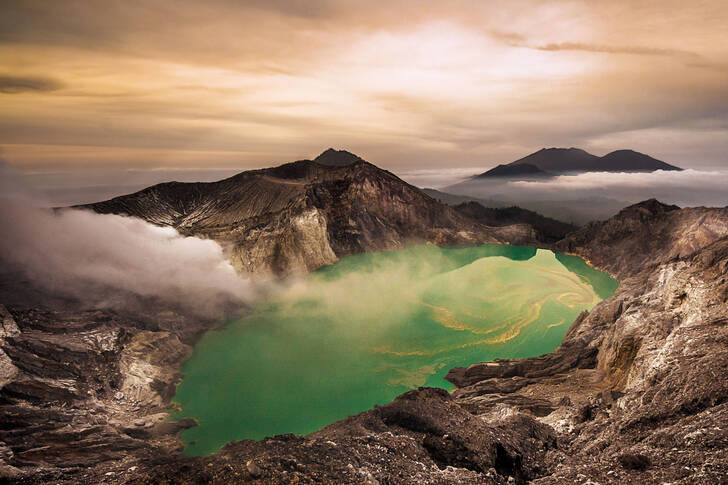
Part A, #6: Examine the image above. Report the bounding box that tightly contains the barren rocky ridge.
[78,150,543,275]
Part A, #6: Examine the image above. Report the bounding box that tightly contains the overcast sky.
[1,0,727,192]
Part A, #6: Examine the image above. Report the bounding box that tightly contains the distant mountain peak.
[474,163,549,179]
[598,149,682,172]
[606,149,638,155]
[540,147,588,152]
[474,147,681,179]
[479,147,599,176]
[620,198,681,215]
[314,148,365,167]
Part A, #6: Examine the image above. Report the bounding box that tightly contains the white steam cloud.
[0,161,262,318]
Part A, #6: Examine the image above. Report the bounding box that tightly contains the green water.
[173,244,617,456]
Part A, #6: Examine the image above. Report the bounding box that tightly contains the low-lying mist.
[505,169,728,207]
[441,169,728,224]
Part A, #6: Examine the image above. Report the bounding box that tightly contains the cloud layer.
[445,169,728,224]
[1,0,726,179]
[506,170,728,207]
[0,75,63,93]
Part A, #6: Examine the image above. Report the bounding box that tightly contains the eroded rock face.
[554,199,728,279]
[2,199,727,484]
[0,285,213,484]
[0,306,20,390]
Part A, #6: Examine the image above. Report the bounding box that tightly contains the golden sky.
[1,0,727,181]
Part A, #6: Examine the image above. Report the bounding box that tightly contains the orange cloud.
[0,0,726,177]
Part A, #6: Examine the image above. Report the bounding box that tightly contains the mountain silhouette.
[476,147,681,178]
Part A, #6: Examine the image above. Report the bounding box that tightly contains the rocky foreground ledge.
[2,199,728,484]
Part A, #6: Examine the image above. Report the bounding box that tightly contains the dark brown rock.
[618,452,651,470]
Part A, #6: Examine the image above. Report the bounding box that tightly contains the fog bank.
[506,169,728,207]
[443,169,728,223]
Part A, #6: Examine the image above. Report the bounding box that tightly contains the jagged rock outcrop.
[0,279,213,484]
[554,199,728,279]
[77,150,542,275]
